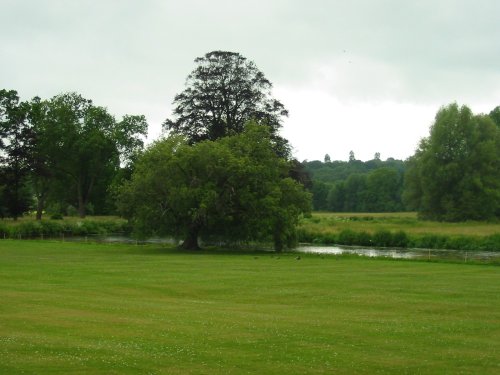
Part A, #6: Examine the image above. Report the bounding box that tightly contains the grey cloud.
[1,0,499,158]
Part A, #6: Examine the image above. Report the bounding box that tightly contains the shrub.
[392,230,409,248]
[40,221,64,236]
[0,222,9,238]
[356,231,373,246]
[338,229,358,246]
[479,234,500,251]
[372,230,393,247]
[411,234,447,249]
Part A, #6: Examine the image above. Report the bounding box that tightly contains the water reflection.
[61,235,499,262]
[297,245,499,262]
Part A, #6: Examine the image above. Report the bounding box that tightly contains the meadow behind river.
[298,212,500,250]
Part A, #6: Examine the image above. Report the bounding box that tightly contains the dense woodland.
[1,51,500,243]
[304,155,406,212]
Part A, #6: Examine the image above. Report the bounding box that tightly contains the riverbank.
[298,212,500,251]
[1,240,499,374]
[0,216,130,239]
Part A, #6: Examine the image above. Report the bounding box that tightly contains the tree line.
[1,51,312,250]
[0,90,147,219]
[305,155,405,212]
[2,50,499,252]
[119,51,311,250]
[305,104,500,221]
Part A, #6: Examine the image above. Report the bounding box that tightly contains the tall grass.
[0,217,130,239]
[299,213,500,251]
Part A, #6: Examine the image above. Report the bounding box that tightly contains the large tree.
[163,51,290,157]
[118,124,311,251]
[0,89,33,219]
[41,93,147,218]
[490,106,500,127]
[403,103,500,221]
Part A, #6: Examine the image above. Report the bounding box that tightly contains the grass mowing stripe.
[0,240,499,374]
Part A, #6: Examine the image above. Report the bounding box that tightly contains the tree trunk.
[35,193,46,220]
[273,220,284,252]
[77,192,86,218]
[181,225,200,250]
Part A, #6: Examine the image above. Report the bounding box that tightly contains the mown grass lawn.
[0,240,499,374]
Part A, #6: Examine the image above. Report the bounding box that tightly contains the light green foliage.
[118,124,311,250]
[404,103,500,221]
[1,241,499,374]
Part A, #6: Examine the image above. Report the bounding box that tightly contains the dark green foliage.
[311,181,332,210]
[0,219,130,239]
[338,229,358,246]
[392,230,410,247]
[298,227,500,251]
[0,90,34,219]
[372,230,393,247]
[365,168,404,212]
[1,89,147,220]
[118,124,311,251]
[304,157,406,212]
[489,106,500,127]
[355,231,373,246]
[163,51,290,158]
[404,103,500,221]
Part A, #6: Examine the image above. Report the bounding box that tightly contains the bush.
[356,231,373,246]
[338,229,358,246]
[479,234,500,251]
[372,230,393,247]
[0,218,130,239]
[411,234,447,249]
[0,222,9,238]
[40,221,64,236]
[392,230,409,248]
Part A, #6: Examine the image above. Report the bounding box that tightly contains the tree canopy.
[303,157,405,212]
[118,124,311,251]
[0,89,34,219]
[163,51,290,157]
[403,103,500,221]
[0,89,148,219]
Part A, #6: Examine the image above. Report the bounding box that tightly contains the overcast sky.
[2,0,499,161]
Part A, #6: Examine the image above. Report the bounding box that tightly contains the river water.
[297,245,500,262]
[63,235,499,262]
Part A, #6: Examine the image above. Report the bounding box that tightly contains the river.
[63,234,499,262]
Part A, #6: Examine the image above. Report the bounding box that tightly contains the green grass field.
[1,240,499,374]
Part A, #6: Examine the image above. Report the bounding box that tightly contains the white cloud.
[276,85,437,161]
